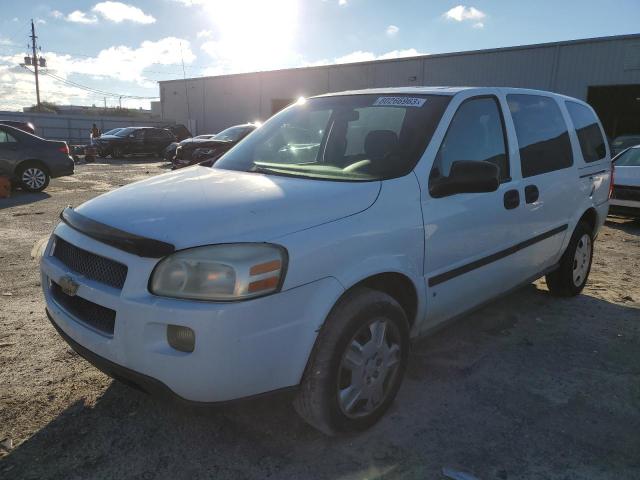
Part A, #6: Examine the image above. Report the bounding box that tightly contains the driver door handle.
[503,189,520,210]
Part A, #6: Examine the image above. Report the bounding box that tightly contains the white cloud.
[67,10,98,24]
[444,5,486,22]
[36,19,47,25]
[50,10,64,19]
[197,30,212,39]
[339,0,348,5]
[0,38,15,46]
[92,2,156,24]
[386,25,399,37]
[472,22,484,29]
[0,37,195,110]
[306,48,424,67]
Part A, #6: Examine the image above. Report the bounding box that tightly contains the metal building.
[159,33,640,138]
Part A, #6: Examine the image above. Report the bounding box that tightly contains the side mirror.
[430,160,500,198]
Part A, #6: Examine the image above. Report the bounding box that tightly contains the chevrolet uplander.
[41,87,612,434]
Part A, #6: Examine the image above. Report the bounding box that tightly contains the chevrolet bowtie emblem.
[58,275,79,297]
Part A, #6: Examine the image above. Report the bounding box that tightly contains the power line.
[22,65,159,100]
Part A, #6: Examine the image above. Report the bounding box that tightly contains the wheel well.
[16,159,49,175]
[352,273,418,327]
[579,208,597,234]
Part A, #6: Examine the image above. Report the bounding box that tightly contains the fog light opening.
[167,325,195,353]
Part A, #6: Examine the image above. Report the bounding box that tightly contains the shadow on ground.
[605,217,640,236]
[2,285,640,479]
[0,191,50,210]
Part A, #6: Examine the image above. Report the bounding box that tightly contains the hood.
[180,138,229,148]
[75,166,380,249]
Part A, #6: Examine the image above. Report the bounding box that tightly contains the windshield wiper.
[250,165,307,178]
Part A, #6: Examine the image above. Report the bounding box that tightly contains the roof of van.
[313,86,578,99]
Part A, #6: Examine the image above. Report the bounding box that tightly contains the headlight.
[149,243,287,301]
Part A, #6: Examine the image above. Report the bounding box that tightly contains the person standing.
[90,123,101,145]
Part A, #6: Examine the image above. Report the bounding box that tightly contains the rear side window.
[430,96,509,186]
[507,94,573,177]
[0,130,17,143]
[566,102,606,163]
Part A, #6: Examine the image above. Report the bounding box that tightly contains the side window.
[429,96,509,188]
[565,101,607,163]
[133,129,145,139]
[0,130,17,143]
[507,94,573,177]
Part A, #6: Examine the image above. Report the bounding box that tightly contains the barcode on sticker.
[373,96,426,107]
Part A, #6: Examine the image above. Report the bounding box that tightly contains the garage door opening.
[588,85,640,139]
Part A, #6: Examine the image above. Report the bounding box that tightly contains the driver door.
[420,94,524,328]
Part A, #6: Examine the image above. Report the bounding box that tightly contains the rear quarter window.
[507,94,573,178]
[565,101,607,163]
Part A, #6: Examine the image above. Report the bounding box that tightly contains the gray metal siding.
[159,35,640,135]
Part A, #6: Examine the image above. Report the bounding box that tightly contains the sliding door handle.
[525,185,539,204]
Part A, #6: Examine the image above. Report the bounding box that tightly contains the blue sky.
[0,0,638,110]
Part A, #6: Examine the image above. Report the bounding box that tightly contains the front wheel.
[111,146,124,159]
[545,221,594,297]
[294,287,410,435]
[18,163,50,192]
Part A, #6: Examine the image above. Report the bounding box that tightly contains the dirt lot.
[1,159,639,480]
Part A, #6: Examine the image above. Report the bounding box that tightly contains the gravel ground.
[1,159,639,480]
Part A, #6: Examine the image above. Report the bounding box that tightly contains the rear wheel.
[294,287,410,435]
[18,163,50,192]
[546,221,593,296]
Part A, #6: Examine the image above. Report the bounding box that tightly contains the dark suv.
[95,127,176,158]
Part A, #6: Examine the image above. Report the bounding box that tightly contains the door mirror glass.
[429,160,499,197]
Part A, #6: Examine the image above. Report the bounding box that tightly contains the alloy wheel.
[337,318,402,418]
[21,167,46,190]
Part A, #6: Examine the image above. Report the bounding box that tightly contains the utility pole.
[30,19,41,110]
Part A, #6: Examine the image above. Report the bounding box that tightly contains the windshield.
[214,94,451,181]
[213,126,252,142]
[115,127,137,137]
[615,147,640,166]
[103,128,122,136]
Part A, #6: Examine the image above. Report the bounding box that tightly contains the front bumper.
[41,224,344,402]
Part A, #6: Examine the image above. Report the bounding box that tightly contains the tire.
[294,287,410,435]
[17,162,50,192]
[111,146,123,159]
[545,221,594,297]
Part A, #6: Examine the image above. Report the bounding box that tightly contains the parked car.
[173,124,257,169]
[610,134,640,156]
[101,128,123,136]
[41,87,611,435]
[163,134,217,162]
[0,120,36,135]
[0,124,73,192]
[610,145,640,218]
[94,127,176,158]
[162,124,192,142]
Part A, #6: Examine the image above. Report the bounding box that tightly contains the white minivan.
[41,87,611,434]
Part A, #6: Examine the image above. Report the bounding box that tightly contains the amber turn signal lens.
[249,260,282,276]
[248,276,279,293]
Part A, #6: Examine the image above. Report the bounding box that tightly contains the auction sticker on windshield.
[373,96,427,107]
